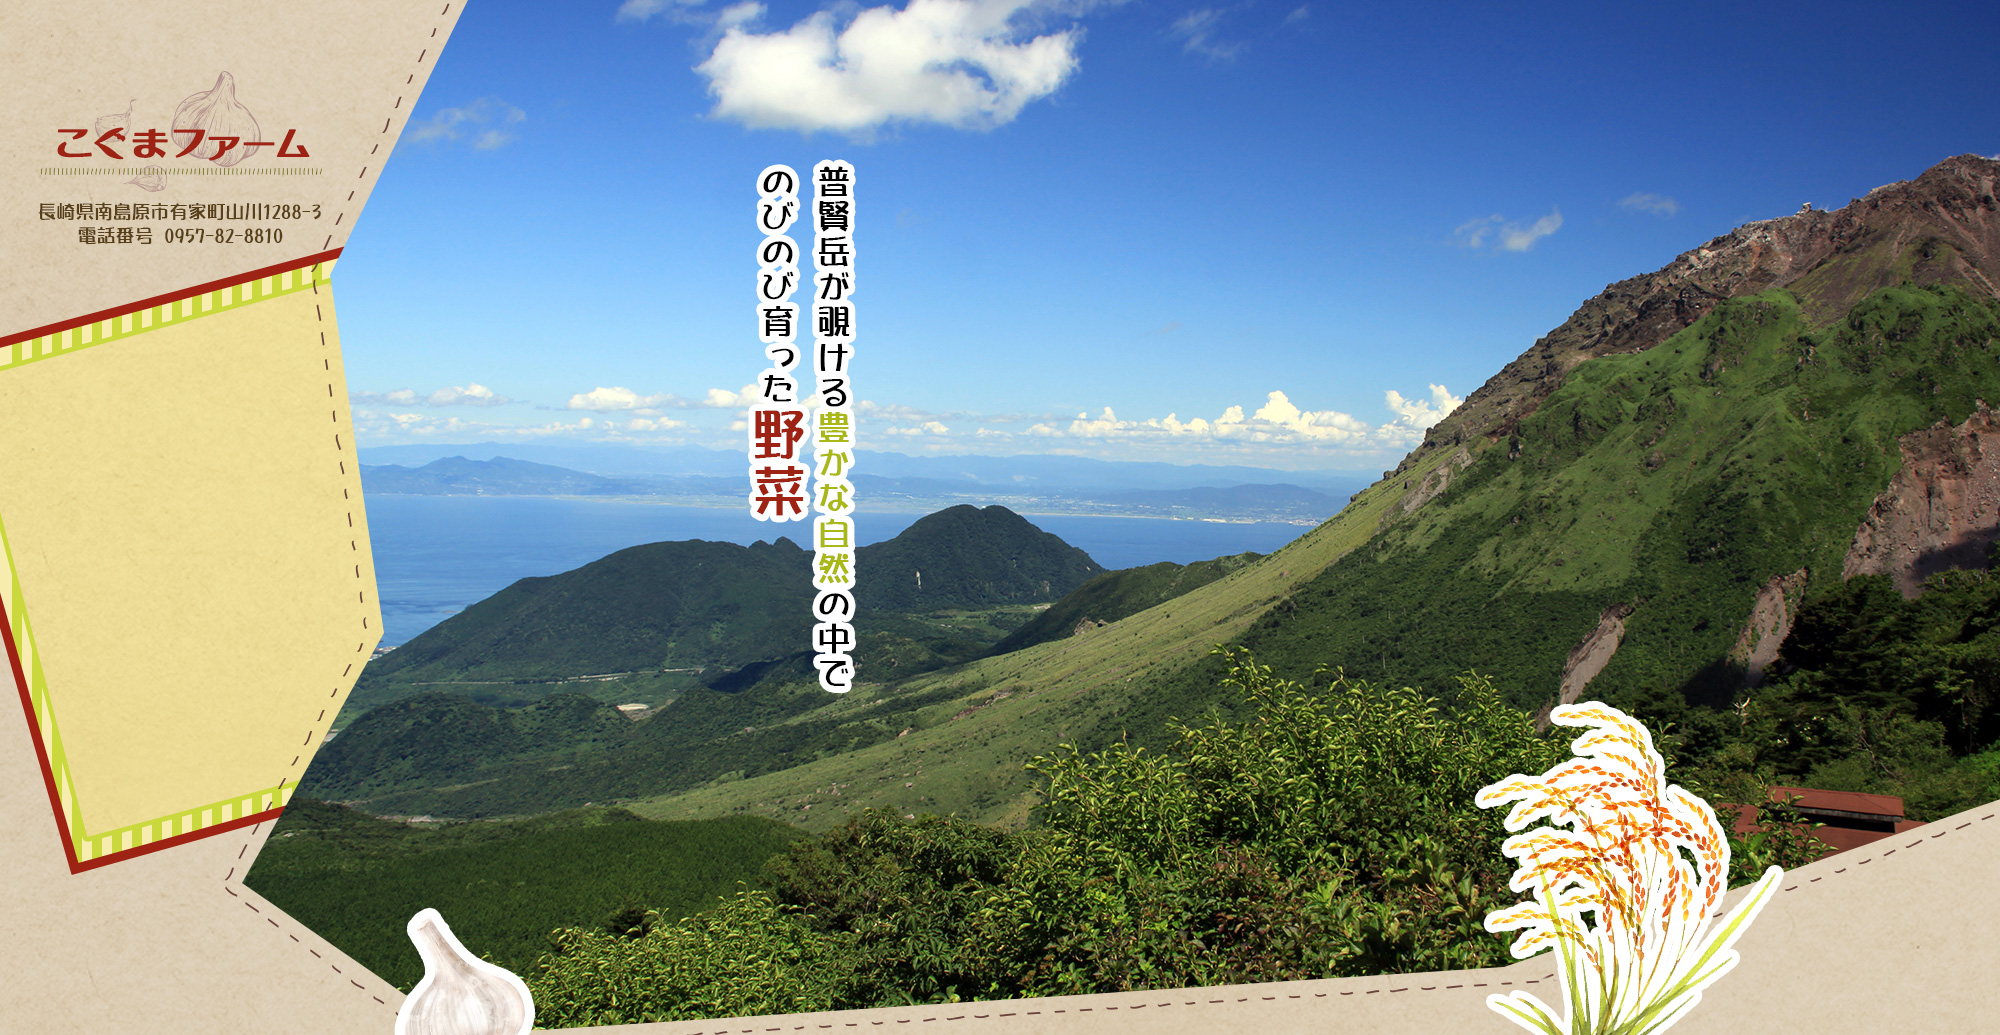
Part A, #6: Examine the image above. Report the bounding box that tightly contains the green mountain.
[350,537,816,710]
[853,504,1107,612]
[1217,155,2000,713]
[315,505,1115,812]
[1226,282,2000,712]
[352,505,1106,712]
[624,154,2000,831]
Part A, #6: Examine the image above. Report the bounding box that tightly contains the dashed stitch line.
[322,1,452,254]
[628,977,1566,1034]
[225,4,456,1012]
[1776,810,1995,893]
[356,808,1998,1031]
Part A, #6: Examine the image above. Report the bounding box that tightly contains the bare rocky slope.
[1845,402,2000,597]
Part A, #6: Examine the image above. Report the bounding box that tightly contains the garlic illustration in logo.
[126,166,166,192]
[396,908,534,1035]
[94,98,134,140]
[173,72,261,167]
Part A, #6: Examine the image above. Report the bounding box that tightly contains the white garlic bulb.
[396,908,534,1035]
[172,72,261,167]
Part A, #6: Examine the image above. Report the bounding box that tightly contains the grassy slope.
[633,282,2000,831]
[1233,285,2000,711]
[305,692,638,800]
[628,452,1443,832]
[984,552,1264,657]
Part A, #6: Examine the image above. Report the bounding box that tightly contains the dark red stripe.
[0,248,343,349]
[0,598,76,869]
[5,597,291,874]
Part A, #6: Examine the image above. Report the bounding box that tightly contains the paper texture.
[2,1,1996,1032]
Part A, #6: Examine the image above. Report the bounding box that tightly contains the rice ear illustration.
[1475,702,1783,1035]
[396,908,534,1035]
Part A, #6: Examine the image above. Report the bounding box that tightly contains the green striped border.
[1,261,331,866]
[0,259,333,374]
[3,517,84,853]
[75,784,295,865]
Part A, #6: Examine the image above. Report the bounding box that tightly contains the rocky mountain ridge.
[1398,154,2000,478]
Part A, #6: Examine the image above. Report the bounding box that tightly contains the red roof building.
[1728,785,1926,853]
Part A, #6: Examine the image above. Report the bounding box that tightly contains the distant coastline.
[361,489,1327,525]
[364,496,1313,647]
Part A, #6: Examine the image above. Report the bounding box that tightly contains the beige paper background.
[0,285,377,834]
[4,0,1999,1031]
[0,0,464,336]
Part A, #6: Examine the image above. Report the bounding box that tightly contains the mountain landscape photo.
[250,155,2000,1017]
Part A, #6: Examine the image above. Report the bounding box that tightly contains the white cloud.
[353,383,512,407]
[355,412,600,439]
[1498,208,1562,251]
[860,400,950,421]
[409,98,526,150]
[714,1,766,31]
[427,383,508,406]
[695,0,1085,134]
[351,406,714,446]
[1015,386,1462,457]
[566,385,761,411]
[1455,214,1502,248]
[1456,208,1562,252]
[1384,383,1462,428]
[357,383,1465,463]
[702,384,763,408]
[1619,191,1680,217]
[1169,8,1243,60]
[1283,5,1309,24]
[567,386,684,411]
[617,0,697,21]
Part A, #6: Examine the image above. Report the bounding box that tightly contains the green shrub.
[964,649,1562,995]
[528,889,858,1026]
[526,650,1573,1018]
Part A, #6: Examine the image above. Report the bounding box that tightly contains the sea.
[364,496,1314,647]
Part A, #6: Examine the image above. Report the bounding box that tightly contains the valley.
[248,154,2000,1013]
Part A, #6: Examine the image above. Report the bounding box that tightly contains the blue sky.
[337,0,2000,472]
